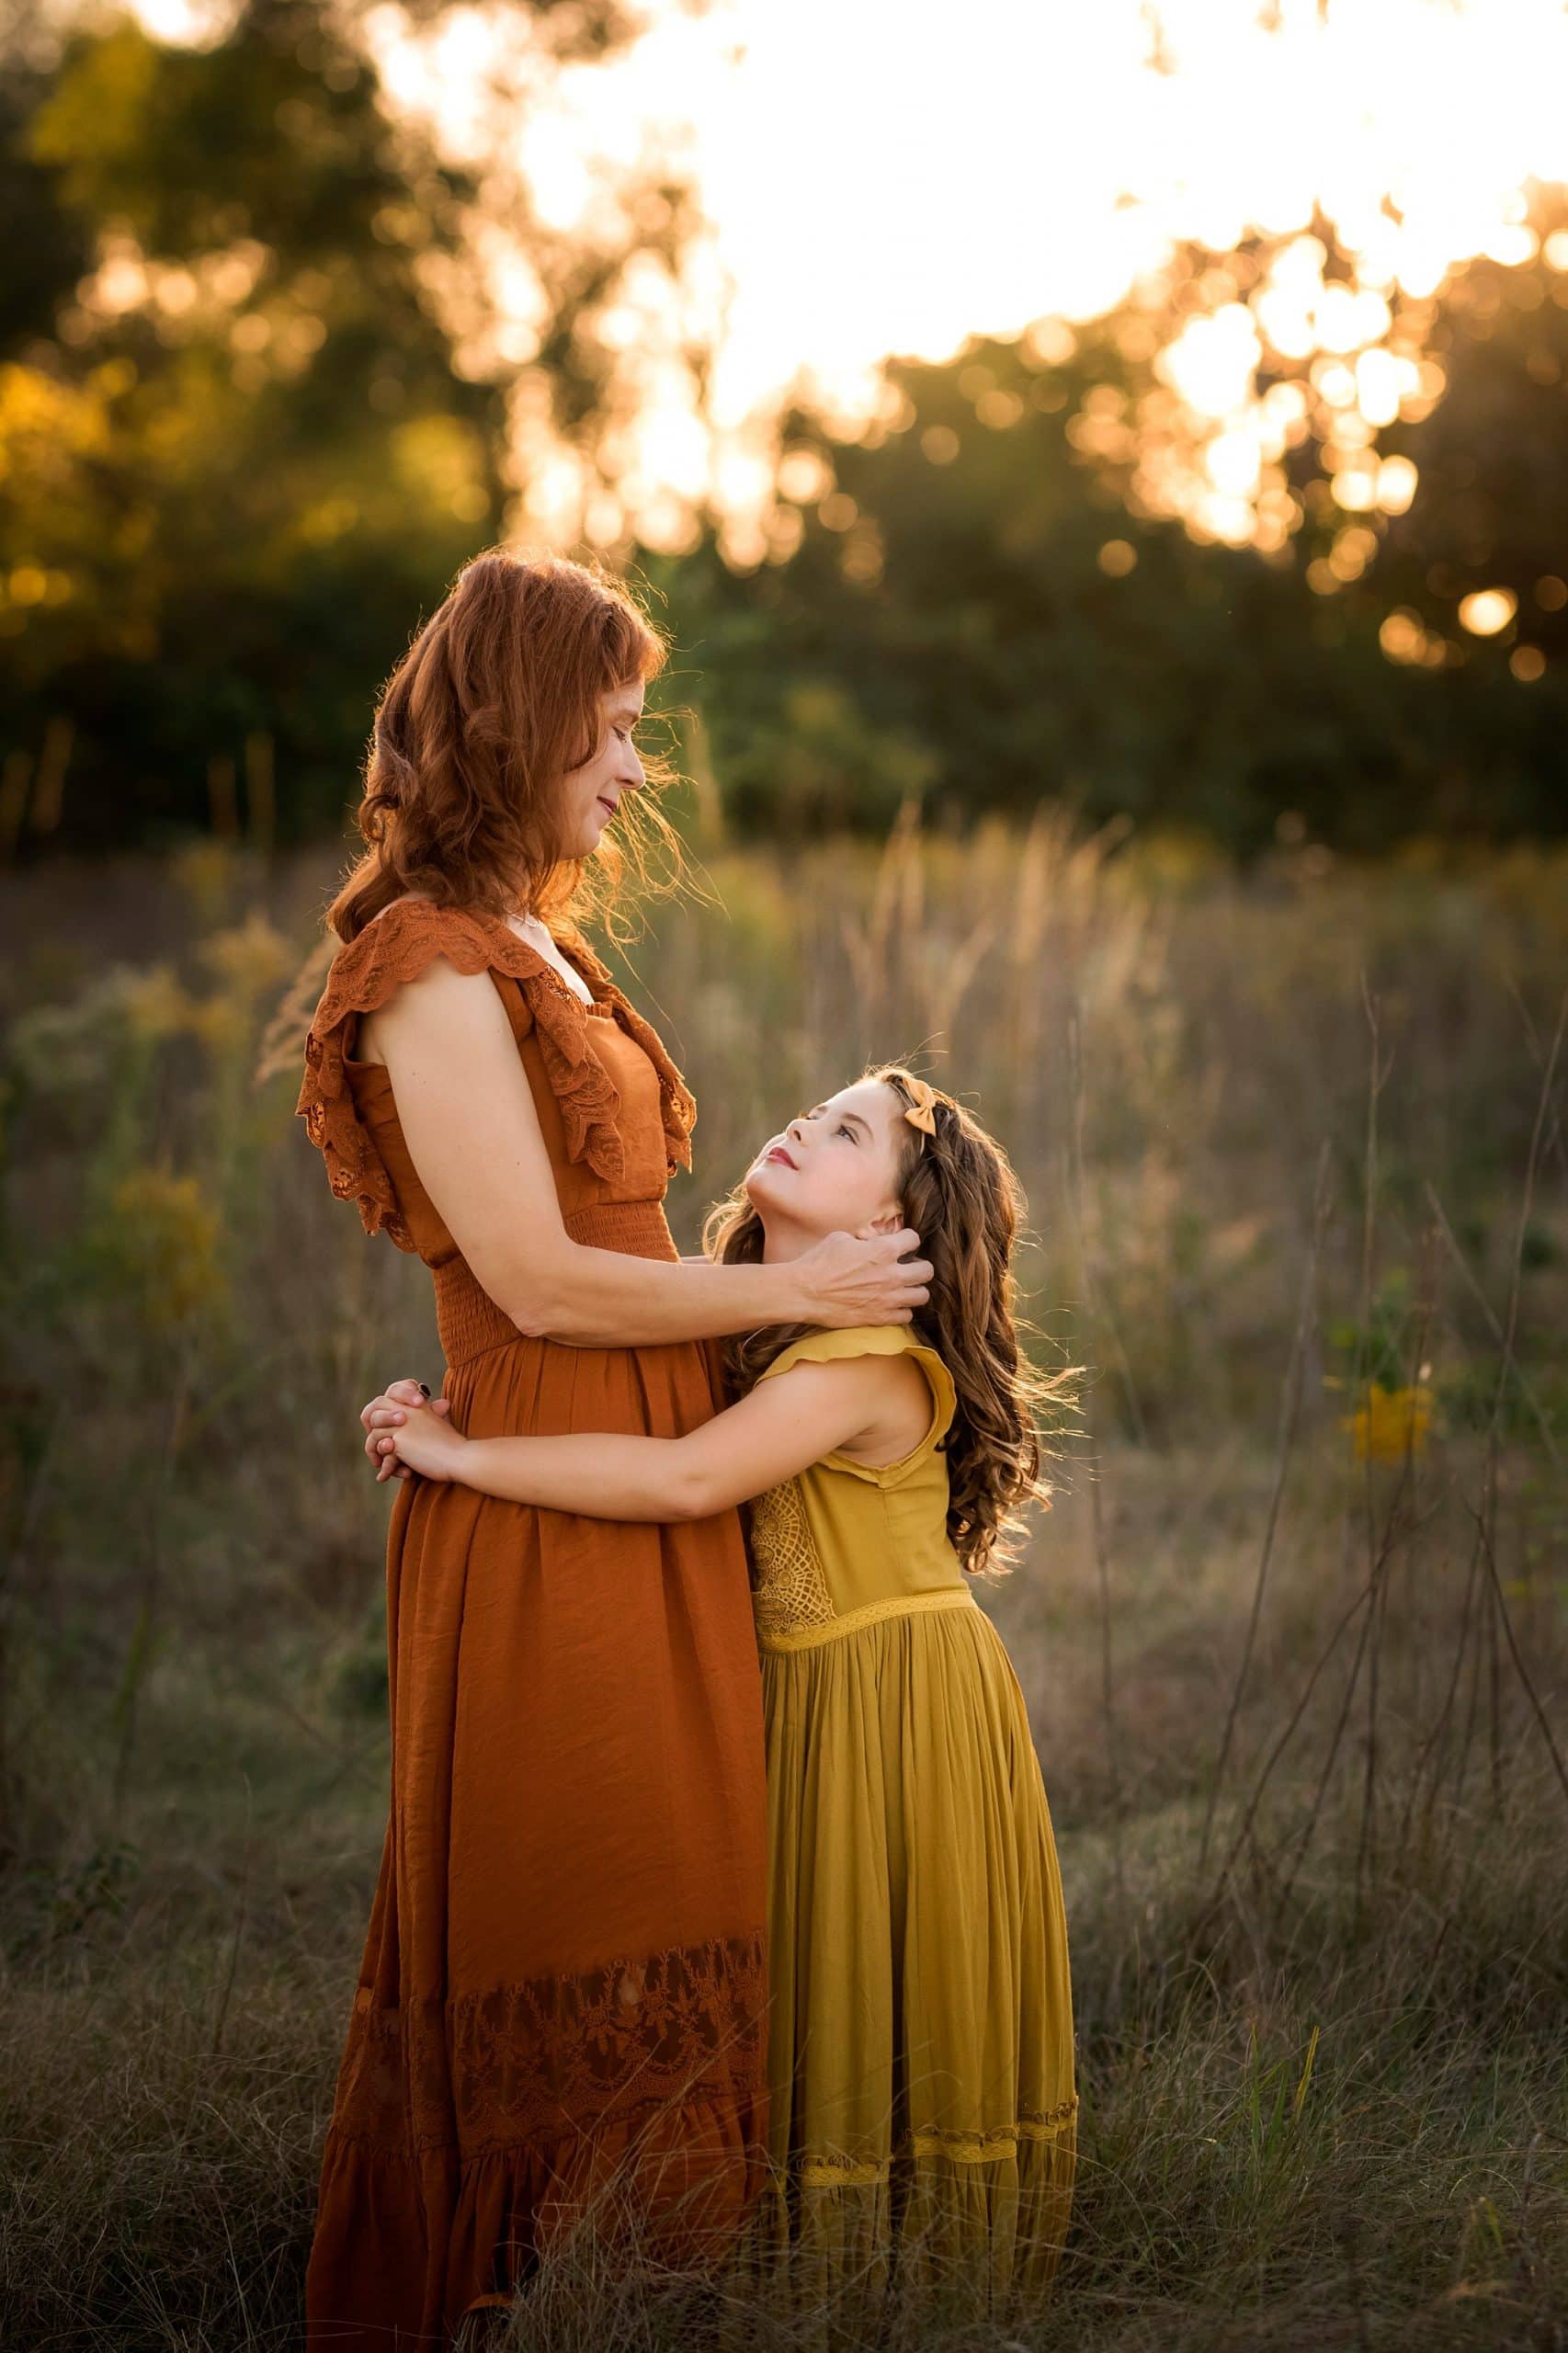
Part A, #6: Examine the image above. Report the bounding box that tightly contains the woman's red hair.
[326,549,677,944]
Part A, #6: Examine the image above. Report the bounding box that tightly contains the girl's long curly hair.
[326,546,682,945]
[701,1065,1082,1576]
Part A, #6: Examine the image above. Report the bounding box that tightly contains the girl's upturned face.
[559,681,646,858]
[744,1079,911,1240]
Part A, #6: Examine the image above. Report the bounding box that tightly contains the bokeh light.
[1458,588,1519,636]
[118,0,1568,567]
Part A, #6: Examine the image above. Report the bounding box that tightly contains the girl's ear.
[861,1207,905,1236]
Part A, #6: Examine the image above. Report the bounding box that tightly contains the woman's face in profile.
[560,682,647,858]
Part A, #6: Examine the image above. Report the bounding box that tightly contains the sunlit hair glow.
[325,547,682,945]
[701,1065,1082,1575]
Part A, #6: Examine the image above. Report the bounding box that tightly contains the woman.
[293,549,931,2350]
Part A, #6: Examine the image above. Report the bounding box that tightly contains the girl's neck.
[760,1211,913,1268]
[760,1218,820,1267]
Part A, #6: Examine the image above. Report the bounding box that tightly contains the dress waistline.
[756,1586,979,1655]
[433,1201,679,1368]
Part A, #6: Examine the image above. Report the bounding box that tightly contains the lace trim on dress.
[293,903,697,1250]
[748,1478,837,1643]
[793,2097,1080,2188]
[562,930,699,1182]
[327,1929,768,2161]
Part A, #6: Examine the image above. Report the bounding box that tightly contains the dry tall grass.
[2,816,1564,2350]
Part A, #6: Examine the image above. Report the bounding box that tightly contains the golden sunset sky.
[131,0,1568,555]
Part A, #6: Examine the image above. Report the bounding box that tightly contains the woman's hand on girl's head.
[361,1378,451,1482]
[793,1227,932,1329]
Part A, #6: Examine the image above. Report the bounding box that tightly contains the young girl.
[360,1065,1077,2310]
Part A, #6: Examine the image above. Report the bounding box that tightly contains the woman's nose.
[786,1116,807,1147]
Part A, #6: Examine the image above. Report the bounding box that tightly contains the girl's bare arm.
[379,1354,926,1519]
[363,956,930,1348]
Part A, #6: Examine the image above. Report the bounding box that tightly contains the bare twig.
[1405,1512,1484,1847]
[1354,971,1396,1915]
[1422,1182,1560,1469]
[111,1358,194,1814]
[1197,1559,1383,1933]
[1354,1265,1434,1908]
[1065,993,1128,1907]
[1477,986,1563,1817]
[1501,967,1568,1192]
[1467,1501,1568,1813]
[210,1778,255,2057]
[1278,1477,1441,1925]
[1198,1139,1333,1874]
[1488,987,1564,1448]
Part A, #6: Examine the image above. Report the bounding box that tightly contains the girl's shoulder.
[757,1325,957,1484]
[758,1323,949,1378]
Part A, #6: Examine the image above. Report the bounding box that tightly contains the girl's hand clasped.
[362,1378,456,1482]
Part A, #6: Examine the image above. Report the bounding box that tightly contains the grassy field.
[2,813,1565,2350]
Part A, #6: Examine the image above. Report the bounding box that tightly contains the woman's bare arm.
[363,957,930,1349]
[377,1355,926,1519]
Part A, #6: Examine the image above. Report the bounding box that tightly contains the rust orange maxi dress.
[294,901,769,2349]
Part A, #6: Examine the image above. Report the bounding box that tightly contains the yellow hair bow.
[903,1077,939,1137]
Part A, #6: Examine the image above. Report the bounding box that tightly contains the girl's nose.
[786,1116,808,1147]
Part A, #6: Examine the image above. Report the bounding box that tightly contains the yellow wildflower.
[108,962,194,1045]
[171,841,236,924]
[1341,1381,1436,1462]
[99,1166,225,1329]
[198,911,293,997]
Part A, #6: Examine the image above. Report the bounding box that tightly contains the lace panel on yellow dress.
[749,1478,835,1643]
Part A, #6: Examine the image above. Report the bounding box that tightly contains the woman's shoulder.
[292,888,697,1215]
[291,898,534,1247]
[307,897,598,1048]
[318,895,506,1006]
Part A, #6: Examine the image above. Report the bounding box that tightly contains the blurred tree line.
[0,0,684,853]
[650,216,1568,858]
[0,0,500,849]
[1,0,1564,858]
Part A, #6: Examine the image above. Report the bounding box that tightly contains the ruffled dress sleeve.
[294,902,698,1253]
[756,1324,958,1486]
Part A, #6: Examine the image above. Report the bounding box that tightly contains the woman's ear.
[862,1206,905,1236]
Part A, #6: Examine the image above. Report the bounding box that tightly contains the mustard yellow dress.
[747,1324,1077,2312]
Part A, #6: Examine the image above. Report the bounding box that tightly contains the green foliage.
[0,2,503,845]
[6,1831,142,1963]
[646,218,1568,855]
[1378,245,1568,685]
[1326,1266,1424,1393]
